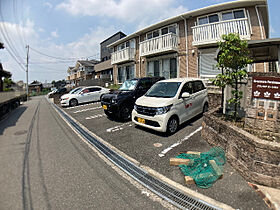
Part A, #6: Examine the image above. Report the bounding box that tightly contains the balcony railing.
[192,18,251,46]
[111,47,135,64]
[140,33,178,57]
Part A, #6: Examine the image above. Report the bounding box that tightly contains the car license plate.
[137,117,145,124]
[103,105,107,110]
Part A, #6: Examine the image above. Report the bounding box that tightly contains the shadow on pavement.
[0,106,27,135]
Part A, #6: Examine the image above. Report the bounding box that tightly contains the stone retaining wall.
[201,108,280,189]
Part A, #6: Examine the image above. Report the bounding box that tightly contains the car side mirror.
[181,92,190,98]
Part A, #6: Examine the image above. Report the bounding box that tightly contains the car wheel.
[203,103,208,113]
[119,106,131,120]
[167,116,179,134]
[69,99,78,107]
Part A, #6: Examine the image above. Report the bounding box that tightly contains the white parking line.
[86,114,106,120]
[73,106,102,113]
[158,126,202,158]
[66,102,100,109]
[106,122,133,133]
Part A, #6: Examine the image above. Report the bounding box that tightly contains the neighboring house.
[95,31,126,81]
[28,81,42,94]
[42,83,52,90]
[67,59,99,86]
[108,0,270,84]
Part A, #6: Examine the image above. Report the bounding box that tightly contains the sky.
[0,0,279,84]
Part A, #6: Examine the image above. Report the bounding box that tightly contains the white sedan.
[60,86,110,107]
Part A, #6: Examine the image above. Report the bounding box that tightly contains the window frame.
[146,24,178,40]
[197,8,247,25]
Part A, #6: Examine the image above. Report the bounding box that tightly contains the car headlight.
[155,104,173,115]
[111,98,118,104]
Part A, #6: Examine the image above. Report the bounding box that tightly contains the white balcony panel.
[140,33,178,57]
[192,18,251,46]
[111,48,135,65]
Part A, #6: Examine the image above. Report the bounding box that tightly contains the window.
[209,14,219,23]
[180,82,193,97]
[146,24,177,39]
[234,10,245,19]
[199,9,246,25]
[169,25,176,34]
[199,17,208,25]
[222,12,233,21]
[89,87,101,92]
[193,81,205,93]
[118,64,135,83]
[147,33,153,39]
[161,27,168,35]
[153,30,159,38]
[147,58,177,79]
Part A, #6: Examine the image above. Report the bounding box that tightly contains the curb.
[48,97,234,210]
[248,182,279,210]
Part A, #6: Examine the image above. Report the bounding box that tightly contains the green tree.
[3,77,14,91]
[212,33,253,121]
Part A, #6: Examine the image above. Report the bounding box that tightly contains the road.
[0,96,168,210]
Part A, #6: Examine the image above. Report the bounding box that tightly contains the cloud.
[44,2,53,9]
[51,30,59,38]
[56,0,188,24]
[0,20,116,82]
[270,26,275,34]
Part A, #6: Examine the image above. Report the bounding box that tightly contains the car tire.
[166,116,179,134]
[119,106,131,121]
[69,99,78,107]
[203,103,208,113]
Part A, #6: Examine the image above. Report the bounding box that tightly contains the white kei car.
[60,86,110,107]
[132,78,208,134]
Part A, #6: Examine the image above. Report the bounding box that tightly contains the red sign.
[252,76,280,101]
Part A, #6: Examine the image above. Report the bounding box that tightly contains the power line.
[29,46,100,61]
[4,46,26,72]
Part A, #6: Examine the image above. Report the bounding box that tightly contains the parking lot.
[60,101,267,209]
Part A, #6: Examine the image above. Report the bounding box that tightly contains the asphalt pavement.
[60,99,268,210]
[0,96,168,210]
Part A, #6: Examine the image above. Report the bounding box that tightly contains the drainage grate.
[54,104,221,210]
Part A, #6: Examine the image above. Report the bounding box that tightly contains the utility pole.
[26,45,29,98]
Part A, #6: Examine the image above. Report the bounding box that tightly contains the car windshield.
[119,80,138,91]
[69,88,82,94]
[145,82,181,98]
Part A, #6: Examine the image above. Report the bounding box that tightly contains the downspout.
[255,5,266,72]
[180,16,189,78]
[138,35,141,78]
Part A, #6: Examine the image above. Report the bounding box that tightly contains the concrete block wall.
[202,108,280,189]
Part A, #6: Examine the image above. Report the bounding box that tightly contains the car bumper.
[132,109,171,132]
[60,99,70,107]
[101,102,119,114]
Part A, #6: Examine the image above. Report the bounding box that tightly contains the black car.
[101,77,164,120]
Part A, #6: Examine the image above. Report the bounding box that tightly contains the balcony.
[192,18,251,46]
[140,33,178,57]
[111,48,135,64]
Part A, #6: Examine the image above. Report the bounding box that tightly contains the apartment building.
[108,0,269,84]
[95,31,126,80]
[67,59,99,86]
